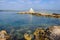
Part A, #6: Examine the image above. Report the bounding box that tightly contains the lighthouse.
[29,8,35,13]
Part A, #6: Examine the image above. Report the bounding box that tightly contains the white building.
[29,8,35,13]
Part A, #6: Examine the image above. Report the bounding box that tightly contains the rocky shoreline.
[0,26,60,40]
[17,12,60,18]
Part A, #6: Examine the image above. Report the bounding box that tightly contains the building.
[18,8,35,14]
[29,8,35,13]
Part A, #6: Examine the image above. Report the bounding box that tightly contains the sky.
[0,0,60,10]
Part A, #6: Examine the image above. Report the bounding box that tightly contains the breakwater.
[17,12,60,18]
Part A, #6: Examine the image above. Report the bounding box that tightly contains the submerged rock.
[0,26,60,40]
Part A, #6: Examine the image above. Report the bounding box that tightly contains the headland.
[17,8,60,18]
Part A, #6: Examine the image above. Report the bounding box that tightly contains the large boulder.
[0,30,10,40]
[34,28,48,40]
[46,26,60,40]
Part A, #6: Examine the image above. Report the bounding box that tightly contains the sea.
[0,10,60,32]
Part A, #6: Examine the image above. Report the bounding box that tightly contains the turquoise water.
[0,11,60,30]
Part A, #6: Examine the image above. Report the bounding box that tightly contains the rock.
[46,26,60,40]
[24,33,33,40]
[34,28,47,40]
[0,30,10,40]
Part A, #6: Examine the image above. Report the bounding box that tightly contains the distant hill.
[0,10,19,12]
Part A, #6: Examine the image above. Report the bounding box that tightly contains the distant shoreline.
[17,12,60,18]
[0,10,18,12]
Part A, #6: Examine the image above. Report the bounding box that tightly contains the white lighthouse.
[29,8,35,13]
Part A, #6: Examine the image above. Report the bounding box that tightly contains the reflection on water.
[29,15,32,24]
